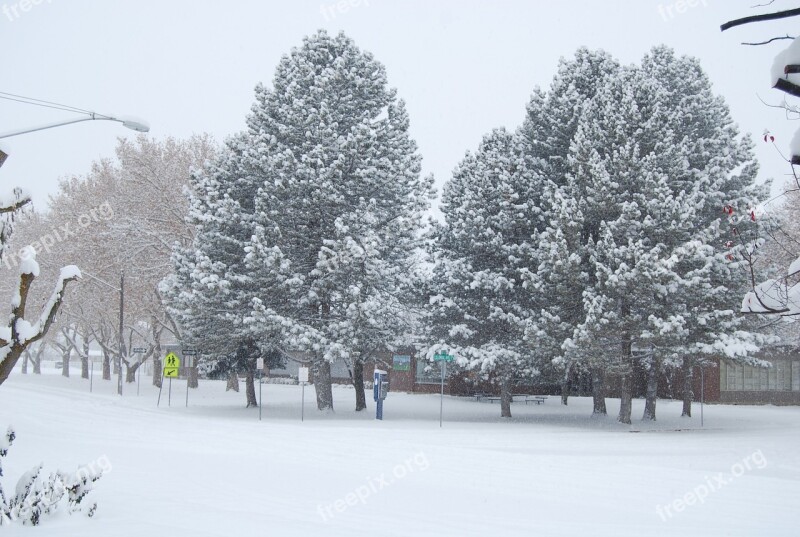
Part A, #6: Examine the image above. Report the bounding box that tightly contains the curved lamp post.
[0,112,149,139]
[0,105,148,394]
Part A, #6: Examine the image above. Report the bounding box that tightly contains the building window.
[721,360,799,392]
[415,359,442,384]
[793,361,800,391]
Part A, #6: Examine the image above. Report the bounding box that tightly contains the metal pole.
[439,361,445,428]
[259,370,262,421]
[157,369,164,407]
[185,370,190,408]
[90,359,93,393]
[117,271,124,396]
[700,367,705,427]
[0,113,149,139]
[168,377,172,407]
[301,382,305,422]
[137,360,141,396]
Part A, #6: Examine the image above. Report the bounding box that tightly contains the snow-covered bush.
[0,426,102,526]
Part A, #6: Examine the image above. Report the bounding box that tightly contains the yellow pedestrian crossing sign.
[163,352,180,378]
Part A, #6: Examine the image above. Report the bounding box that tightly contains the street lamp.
[0,112,149,139]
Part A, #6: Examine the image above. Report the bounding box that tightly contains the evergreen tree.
[562,49,767,423]
[428,128,540,417]
[517,49,621,411]
[243,30,433,411]
[639,47,768,418]
[163,138,282,408]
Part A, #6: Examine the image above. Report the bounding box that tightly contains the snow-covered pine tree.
[517,49,621,412]
[522,185,588,406]
[565,48,768,423]
[243,30,433,411]
[564,64,692,425]
[163,137,282,408]
[638,47,768,418]
[428,128,539,418]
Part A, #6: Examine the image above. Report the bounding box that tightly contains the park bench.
[524,395,547,405]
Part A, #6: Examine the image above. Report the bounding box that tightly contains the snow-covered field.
[1,368,798,536]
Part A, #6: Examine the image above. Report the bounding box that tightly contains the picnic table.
[471,393,549,404]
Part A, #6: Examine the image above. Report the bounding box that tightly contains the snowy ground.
[1,366,798,536]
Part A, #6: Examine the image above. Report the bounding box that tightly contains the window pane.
[744,366,754,390]
[769,363,777,391]
[720,361,728,392]
[415,359,442,384]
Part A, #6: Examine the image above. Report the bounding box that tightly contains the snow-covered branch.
[0,247,81,386]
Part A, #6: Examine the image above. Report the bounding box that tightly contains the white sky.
[0,0,797,214]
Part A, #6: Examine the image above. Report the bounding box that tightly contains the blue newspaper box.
[373,369,388,419]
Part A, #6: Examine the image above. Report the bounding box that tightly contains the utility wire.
[0,91,95,116]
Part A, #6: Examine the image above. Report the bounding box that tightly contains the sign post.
[162,352,180,407]
[700,366,705,428]
[433,351,455,427]
[133,347,146,396]
[184,354,195,408]
[298,366,309,422]
[257,358,264,421]
[183,349,197,408]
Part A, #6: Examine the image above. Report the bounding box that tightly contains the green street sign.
[433,351,455,362]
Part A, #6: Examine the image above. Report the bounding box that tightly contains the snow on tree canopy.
[791,128,800,160]
[772,38,800,159]
[741,279,800,315]
[17,246,39,277]
[771,37,800,87]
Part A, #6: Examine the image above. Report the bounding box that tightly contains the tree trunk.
[102,348,111,380]
[592,367,607,416]
[125,362,138,383]
[21,351,28,374]
[681,356,693,417]
[500,375,513,418]
[152,330,163,388]
[245,370,257,408]
[642,354,659,421]
[560,362,572,406]
[617,333,633,425]
[353,359,367,411]
[313,359,334,411]
[80,340,90,379]
[32,352,41,374]
[188,367,198,389]
[226,372,239,392]
[61,347,71,378]
[153,356,162,388]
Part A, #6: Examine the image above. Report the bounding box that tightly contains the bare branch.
[742,35,794,46]
[721,8,800,32]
